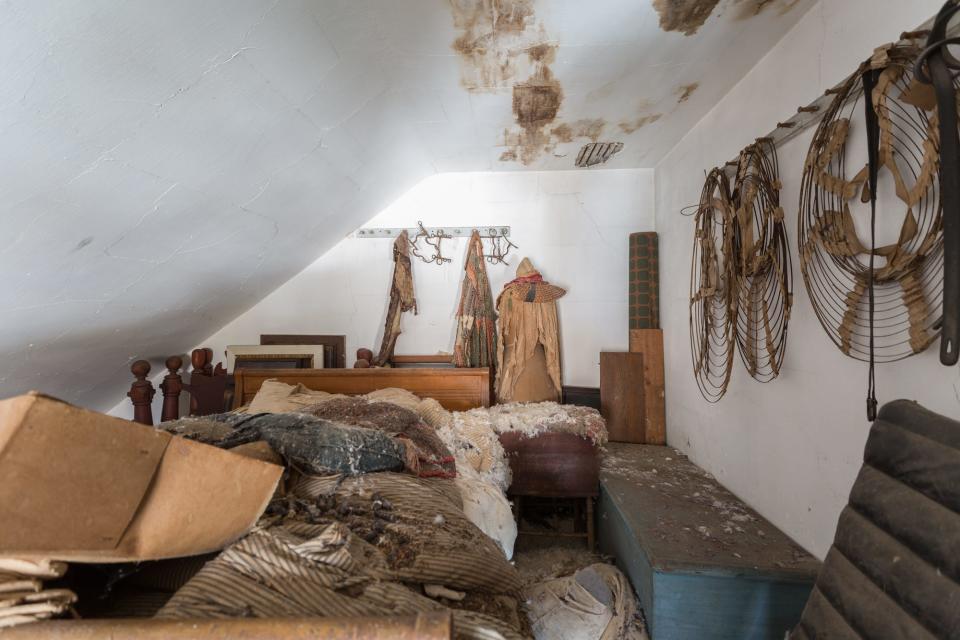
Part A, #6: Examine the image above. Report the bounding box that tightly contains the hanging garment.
[453,231,497,369]
[374,231,417,367]
[495,258,566,403]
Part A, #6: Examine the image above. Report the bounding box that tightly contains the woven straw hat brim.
[502,282,566,303]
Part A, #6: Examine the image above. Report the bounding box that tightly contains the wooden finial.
[128,360,155,426]
[159,356,183,423]
[191,348,208,373]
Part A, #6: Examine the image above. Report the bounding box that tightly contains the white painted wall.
[111,168,654,418]
[654,0,956,559]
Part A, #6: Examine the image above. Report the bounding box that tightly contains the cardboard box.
[0,392,282,562]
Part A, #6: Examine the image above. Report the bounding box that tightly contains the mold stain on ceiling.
[449,0,536,90]
[619,113,663,134]
[653,0,802,35]
[652,0,724,36]
[449,1,618,165]
[0,0,820,412]
[675,83,699,103]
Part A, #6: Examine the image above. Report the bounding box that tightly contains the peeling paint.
[653,0,722,36]
[619,113,662,134]
[675,83,699,103]
[510,57,563,164]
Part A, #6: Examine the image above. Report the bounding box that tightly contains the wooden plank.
[629,328,666,445]
[232,367,490,411]
[600,352,646,443]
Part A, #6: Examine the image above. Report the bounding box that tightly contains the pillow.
[247,380,337,414]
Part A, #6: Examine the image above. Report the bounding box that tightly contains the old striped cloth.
[158,473,527,639]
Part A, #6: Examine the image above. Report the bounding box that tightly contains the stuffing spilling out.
[0,384,639,639]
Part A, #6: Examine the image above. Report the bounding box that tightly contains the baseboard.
[562,386,601,410]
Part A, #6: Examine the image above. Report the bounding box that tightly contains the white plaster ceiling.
[0,0,814,410]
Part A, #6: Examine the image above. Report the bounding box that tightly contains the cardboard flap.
[0,393,282,562]
[0,394,168,552]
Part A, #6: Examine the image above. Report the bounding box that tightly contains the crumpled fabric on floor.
[157,472,528,640]
[289,473,520,594]
[523,563,640,640]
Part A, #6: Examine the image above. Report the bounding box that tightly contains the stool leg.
[586,497,595,550]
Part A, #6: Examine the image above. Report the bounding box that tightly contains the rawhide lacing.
[690,168,737,402]
[732,139,793,382]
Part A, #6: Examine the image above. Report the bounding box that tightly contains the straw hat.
[500,257,566,303]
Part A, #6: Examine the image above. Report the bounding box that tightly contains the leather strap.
[916,1,960,365]
[862,67,882,422]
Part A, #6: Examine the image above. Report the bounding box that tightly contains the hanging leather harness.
[862,67,882,421]
[916,0,960,366]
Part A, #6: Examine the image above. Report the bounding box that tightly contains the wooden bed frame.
[232,367,492,411]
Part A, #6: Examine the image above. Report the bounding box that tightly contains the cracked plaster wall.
[654,0,954,559]
[109,168,654,419]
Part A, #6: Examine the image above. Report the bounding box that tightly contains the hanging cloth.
[495,258,566,402]
[453,231,498,369]
[373,231,417,366]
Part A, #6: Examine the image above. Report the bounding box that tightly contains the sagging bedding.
[3,381,632,639]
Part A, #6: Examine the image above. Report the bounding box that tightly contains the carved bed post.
[189,349,208,414]
[159,355,183,423]
[128,360,155,426]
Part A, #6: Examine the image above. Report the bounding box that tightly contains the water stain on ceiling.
[449,0,535,90]
[733,0,802,20]
[553,119,607,143]
[450,2,619,165]
[675,83,699,103]
[653,0,801,36]
[652,0,723,36]
[619,113,662,134]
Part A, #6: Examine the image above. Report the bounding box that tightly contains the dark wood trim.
[562,385,601,411]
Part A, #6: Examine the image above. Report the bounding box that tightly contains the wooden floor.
[598,443,820,640]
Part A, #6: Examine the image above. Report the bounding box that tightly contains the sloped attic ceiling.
[0,0,813,411]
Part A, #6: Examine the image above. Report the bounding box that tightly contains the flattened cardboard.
[0,393,281,562]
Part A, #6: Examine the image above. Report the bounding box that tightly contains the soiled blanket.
[179,412,407,476]
[157,472,526,640]
[304,398,456,479]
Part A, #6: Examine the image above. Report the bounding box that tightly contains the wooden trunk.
[498,432,598,498]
